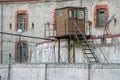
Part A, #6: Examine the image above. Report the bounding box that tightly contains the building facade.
[0,0,120,80]
[0,0,57,63]
[0,0,120,64]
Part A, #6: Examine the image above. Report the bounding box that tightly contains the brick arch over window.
[15,10,28,31]
[94,5,109,28]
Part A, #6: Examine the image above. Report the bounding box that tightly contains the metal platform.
[52,34,91,40]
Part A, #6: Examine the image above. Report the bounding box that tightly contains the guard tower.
[52,7,99,63]
[54,7,87,36]
[44,7,99,63]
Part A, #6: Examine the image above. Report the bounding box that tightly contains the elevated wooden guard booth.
[53,7,89,63]
[54,7,87,37]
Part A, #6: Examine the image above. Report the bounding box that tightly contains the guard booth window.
[69,10,76,18]
[56,9,63,17]
[69,9,84,19]
[97,9,107,27]
[77,10,84,19]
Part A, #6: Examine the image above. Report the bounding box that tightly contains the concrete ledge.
[46,63,88,68]
[1,63,120,69]
[0,64,8,68]
[0,63,88,68]
[90,63,120,69]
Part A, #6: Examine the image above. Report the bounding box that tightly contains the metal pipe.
[80,0,82,7]
[7,53,11,80]
[19,34,22,63]
[88,64,90,80]
[45,64,47,80]
[0,31,56,41]
[58,39,60,63]
[68,39,70,63]
[73,40,75,63]
[29,45,32,63]
[0,3,3,63]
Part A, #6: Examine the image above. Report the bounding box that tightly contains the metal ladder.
[72,21,99,63]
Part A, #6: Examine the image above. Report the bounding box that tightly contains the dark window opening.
[56,9,63,17]
[32,23,34,29]
[69,9,85,19]
[99,11,104,14]
[77,10,84,19]
[69,10,76,18]
[15,42,28,62]
[10,23,12,30]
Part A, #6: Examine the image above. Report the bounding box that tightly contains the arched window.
[15,41,28,62]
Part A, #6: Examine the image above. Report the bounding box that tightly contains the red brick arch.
[15,10,28,31]
[94,4,109,28]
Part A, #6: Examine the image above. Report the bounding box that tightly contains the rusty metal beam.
[0,0,74,2]
[90,34,120,39]
[0,31,56,41]
[0,0,36,2]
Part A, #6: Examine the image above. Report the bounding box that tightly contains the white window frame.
[69,10,76,18]
[77,10,84,19]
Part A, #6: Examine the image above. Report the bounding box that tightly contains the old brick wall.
[0,63,120,80]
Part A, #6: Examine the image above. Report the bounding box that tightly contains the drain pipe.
[80,0,82,7]
[45,64,47,80]
[7,53,11,80]
[0,3,3,63]
[88,63,90,80]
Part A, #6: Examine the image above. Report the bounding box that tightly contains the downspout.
[45,64,47,80]
[88,63,90,80]
[0,3,3,63]
[7,53,11,80]
[68,39,70,63]
[80,0,82,7]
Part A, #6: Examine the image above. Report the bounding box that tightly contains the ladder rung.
[90,61,98,63]
[82,41,93,43]
[83,49,91,50]
[88,57,96,59]
[82,44,89,46]
[82,44,87,45]
[84,53,94,54]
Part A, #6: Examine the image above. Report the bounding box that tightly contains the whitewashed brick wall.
[0,63,120,80]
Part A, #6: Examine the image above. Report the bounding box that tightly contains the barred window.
[94,5,109,28]
[17,14,26,32]
[97,9,107,27]
[15,41,28,62]
[16,10,28,32]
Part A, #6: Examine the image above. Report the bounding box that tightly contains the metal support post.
[19,34,22,63]
[68,39,70,63]
[58,39,60,63]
